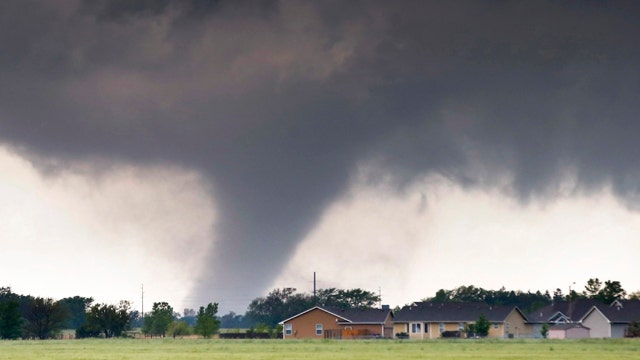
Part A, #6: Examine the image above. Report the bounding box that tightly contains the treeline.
[424,278,635,313]
[0,287,220,340]
[2,279,636,340]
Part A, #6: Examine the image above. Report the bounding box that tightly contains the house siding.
[582,309,610,338]
[611,324,627,338]
[282,308,344,339]
[504,309,533,338]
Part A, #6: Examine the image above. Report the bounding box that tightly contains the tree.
[168,320,192,338]
[23,297,68,339]
[316,288,381,310]
[220,311,251,329]
[58,296,93,330]
[540,323,549,339]
[475,313,490,337]
[246,288,313,327]
[0,301,23,339]
[628,291,640,300]
[597,280,626,304]
[584,278,602,298]
[194,302,220,338]
[143,302,174,337]
[80,301,131,338]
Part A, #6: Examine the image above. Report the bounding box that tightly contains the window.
[411,323,421,333]
[458,323,465,331]
[285,324,292,335]
[506,322,510,331]
[424,323,429,333]
[493,323,499,329]
[316,323,323,336]
[439,323,445,333]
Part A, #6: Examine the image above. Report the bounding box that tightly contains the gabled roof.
[549,323,590,331]
[526,299,605,323]
[393,302,524,323]
[581,299,640,324]
[278,306,392,325]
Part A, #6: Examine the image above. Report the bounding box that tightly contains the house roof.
[581,299,640,324]
[549,323,590,331]
[278,306,392,325]
[393,302,523,323]
[526,299,605,323]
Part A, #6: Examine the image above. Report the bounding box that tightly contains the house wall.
[393,322,409,338]
[504,309,534,338]
[582,309,610,338]
[567,327,590,339]
[282,308,343,339]
[487,322,505,338]
[611,324,627,338]
[548,329,566,339]
[342,324,386,338]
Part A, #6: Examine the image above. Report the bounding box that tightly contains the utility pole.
[313,272,317,305]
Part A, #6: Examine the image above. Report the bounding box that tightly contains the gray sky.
[1,1,640,312]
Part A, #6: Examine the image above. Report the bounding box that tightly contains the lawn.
[1,338,639,359]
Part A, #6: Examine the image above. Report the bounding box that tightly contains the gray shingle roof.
[526,299,605,323]
[594,300,640,323]
[393,302,518,323]
[323,307,392,324]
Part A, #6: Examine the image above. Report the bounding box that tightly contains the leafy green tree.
[584,278,602,298]
[0,301,23,339]
[23,297,68,339]
[541,323,549,339]
[220,311,251,329]
[58,296,93,330]
[194,302,221,338]
[316,288,381,309]
[168,320,192,338]
[246,288,313,327]
[475,313,490,337]
[143,302,174,337]
[80,301,132,338]
[598,281,626,304]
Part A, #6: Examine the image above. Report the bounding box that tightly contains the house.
[393,302,532,339]
[526,299,605,338]
[278,306,394,339]
[547,323,590,339]
[580,300,640,338]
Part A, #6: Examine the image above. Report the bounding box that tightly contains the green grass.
[0,338,639,359]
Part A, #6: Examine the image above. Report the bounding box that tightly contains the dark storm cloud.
[1,0,639,307]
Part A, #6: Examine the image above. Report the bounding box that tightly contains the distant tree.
[58,296,93,329]
[80,301,131,338]
[628,291,640,300]
[183,308,196,317]
[220,311,251,329]
[627,321,640,337]
[246,288,313,327]
[23,297,68,339]
[598,281,626,304]
[316,288,381,309]
[168,320,192,338]
[553,288,564,303]
[430,289,451,303]
[194,302,221,338]
[475,313,490,337]
[540,323,549,339]
[584,278,603,298]
[0,301,23,339]
[143,302,174,337]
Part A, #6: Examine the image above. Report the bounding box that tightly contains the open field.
[1,338,639,360]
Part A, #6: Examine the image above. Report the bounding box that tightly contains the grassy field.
[1,338,639,359]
